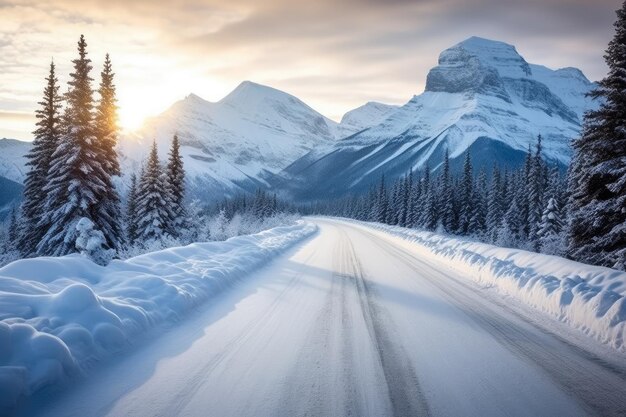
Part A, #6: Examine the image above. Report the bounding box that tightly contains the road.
[27,218,626,417]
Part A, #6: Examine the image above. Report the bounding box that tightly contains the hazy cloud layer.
[0,0,620,139]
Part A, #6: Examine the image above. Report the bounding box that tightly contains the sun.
[117,104,148,131]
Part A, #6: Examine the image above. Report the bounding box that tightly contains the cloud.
[0,0,619,138]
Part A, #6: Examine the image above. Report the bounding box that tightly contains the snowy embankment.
[339,218,626,352]
[0,221,316,410]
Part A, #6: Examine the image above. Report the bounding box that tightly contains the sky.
[0,0,621,141]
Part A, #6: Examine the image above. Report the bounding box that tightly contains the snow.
[338,218,626,352]
[339,102,399,132]
[323,36,597,174]
[116,81,361,198]
[0,221,316,411]
[22,218,626,417]
[0,139,29,184]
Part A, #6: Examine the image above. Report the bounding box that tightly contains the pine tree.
[375,174,388,223]
[164,134,187,237]
[19,60,63,256]
[568,2,626,269]
[527,135,546,249]
[468,169,487,237]
[458,151,473,234]
[38,35,110,256]
[91,54,124,252]
[135,141,171,242]
[440,149,455,232]
[538,197,566,255]
[126,172,139,243]
[486,165,503,243]
[95,54,120,176]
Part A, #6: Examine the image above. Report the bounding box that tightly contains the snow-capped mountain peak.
[277,36,599,200]
[339,102,400,132]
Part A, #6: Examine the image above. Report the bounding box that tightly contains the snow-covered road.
[26,219,626,417]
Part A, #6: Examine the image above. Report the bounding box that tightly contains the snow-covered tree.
[458,151,473,234]
[135,141,172,243]
[19,60,63,256]
[38,35,111,257]
[164,134,187,237]
[75,217,114,265]
[126,172,139,243]
[537,197,566,255]
[486,165,503,243]
[375,174,388,223]
[568,2,626,269]
[440,149,455,233]
[527,135,547,249]
[92,54,124,251]
[95,54,120,177]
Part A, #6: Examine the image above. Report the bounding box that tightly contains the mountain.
[117,81,363,199]
[339,102,399,132]
[0,138,29,184]
[0,139,28,217]
[276,37,598,200]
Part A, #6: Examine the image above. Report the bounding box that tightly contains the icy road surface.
[28,219,626,417]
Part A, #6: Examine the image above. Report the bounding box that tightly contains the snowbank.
[0,221,316,410]
[340,219,626,352]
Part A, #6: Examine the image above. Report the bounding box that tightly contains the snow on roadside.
[339,218,626,352]
[0,221,316,411]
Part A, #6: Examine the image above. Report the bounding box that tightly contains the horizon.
[0,0,621,141]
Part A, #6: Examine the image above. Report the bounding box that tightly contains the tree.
[92,53,124,251]
[135,141,171,243]
[375,174,388,223]
[19,60,63,256]
[538,197,566,256]
[75,217,114,265]
[164,134,187,237]
[38,35,110,257]
[458,151,473,234]
[568,1,626,269]
[527,135,546,249]
[126,172,139,243]
[486,165,503,243]
[94,54,120,176]
[440,149,455,232]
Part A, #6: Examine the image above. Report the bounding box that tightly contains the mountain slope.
[339,102,399,132]
[117,81,362,198]
[277,37,598,200]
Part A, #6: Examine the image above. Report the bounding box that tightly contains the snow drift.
[0,221,316,410]
[340,219,626,352]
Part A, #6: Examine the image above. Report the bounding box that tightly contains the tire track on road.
[340,229,431,417]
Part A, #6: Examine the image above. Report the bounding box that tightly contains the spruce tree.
[486,165,503,243]
[38,35,110,256]
[19,60,63,256]
[568,1,626,269]
[527,135,546,249]
[92,54,124,251]
[440,149,455,232]
[126,172,139,243]
[135,141,171,243]
[458,151,473,234]
[469,169,487,237]
[375,174,388,223]
[538,197,566,255]
[165,134,187,237]
[95,54,120,176]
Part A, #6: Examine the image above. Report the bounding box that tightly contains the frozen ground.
[9,218,626,417]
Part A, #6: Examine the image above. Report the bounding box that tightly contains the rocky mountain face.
[276,37,598,200]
